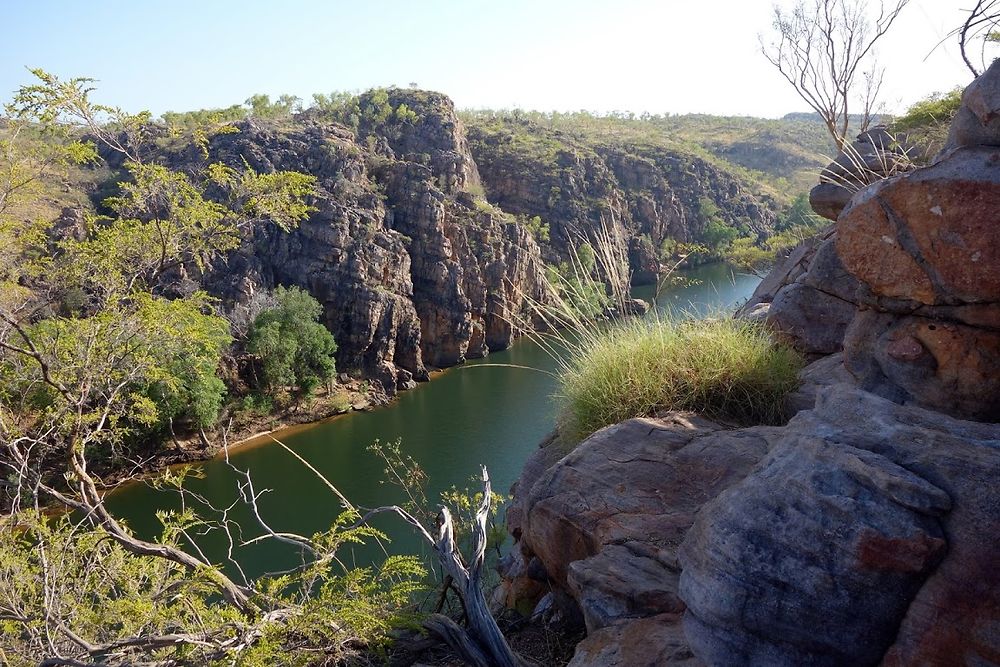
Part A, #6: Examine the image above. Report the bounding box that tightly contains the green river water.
[106,263,760,578]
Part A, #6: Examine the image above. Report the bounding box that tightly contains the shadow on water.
[106,263,761,578]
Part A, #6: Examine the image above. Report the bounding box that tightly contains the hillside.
[463,109,834,198]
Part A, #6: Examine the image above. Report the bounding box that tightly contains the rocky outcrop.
[679,385,1000,666]
[499,415,782,665]
[164,91,551,392]
[505,383,1000,666]
[942,60,1000,152]
[809,126,917,222]
[833,69,1000,421]
[745,65,1000,398]
[505,64,1000,665]
[738,226,861,357]
[465,117,779,284]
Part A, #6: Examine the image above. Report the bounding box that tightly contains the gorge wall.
[101,90,782,392]
[465,115,779,284]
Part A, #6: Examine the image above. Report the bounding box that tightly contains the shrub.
[556,315,803,442]
[247,286,337,399]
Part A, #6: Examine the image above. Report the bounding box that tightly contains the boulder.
[783,352,853,415]
[519,415,774,598]
[509,412,781,657]
[766,282,856,356]
[836,146,1000,307]
[568,614,703,667]
[679,430,949,665]
[678,385,1000,666]
[809,126,918,221]
[808,181,853,221]
[798,236,863,303]
[843,310,1000,421]
[740,229,860,357]
[942,59,1000,151]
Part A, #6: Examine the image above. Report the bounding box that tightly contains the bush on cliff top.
[557,315,803,442]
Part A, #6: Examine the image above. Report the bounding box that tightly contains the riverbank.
[110,378,387,484]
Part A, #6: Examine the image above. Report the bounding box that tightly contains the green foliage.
[394,102,418,124]
[138,295,231,429]
[1,69,316,463]
[161,105,247,128]
[1,71,429,667]
[522,214,550,242]
[368,439,508,564]
[726,193,826,273]
[440,483,508,555]
[576,241,596,272]
[245,93,301,119]
[0,508,425,666]
[248,286,337,399]
[893,88,963,132]
[545,259,609,321]
[311,91,362,128]
[557,315,803,442]
[699,196,740,252]
[2,292,232,457]
[354,88,424,141]
[461,107,833,201]
[892,88,963,158]
[207,160,318,231]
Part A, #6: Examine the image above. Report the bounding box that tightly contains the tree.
[247,285,338,398]
[947,0,1000,77]
[245,92,301,118]
[762,0,910,150]
[0,72,429,665]
[699,196,739,252]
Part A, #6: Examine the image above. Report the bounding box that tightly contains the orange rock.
[837,148,1000,306]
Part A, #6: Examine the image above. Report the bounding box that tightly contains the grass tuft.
[556,314,803,443]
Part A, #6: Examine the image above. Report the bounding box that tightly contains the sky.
[0,0,983,119]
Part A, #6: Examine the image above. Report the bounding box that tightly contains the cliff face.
[163,92,552,391]
[503,64,1000,666]
[85,90,791,392]
[465,116,779,284]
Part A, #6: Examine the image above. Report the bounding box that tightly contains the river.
[107,263,760,578]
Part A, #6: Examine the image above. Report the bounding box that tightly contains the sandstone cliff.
[465,115,781,284]
[105,89,788,393]
[502,64,1000,665]
[137,91,555,393]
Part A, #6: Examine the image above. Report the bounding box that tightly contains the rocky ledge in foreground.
[502,384,1000,666]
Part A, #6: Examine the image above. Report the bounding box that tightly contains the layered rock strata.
[188,93,552,391]
[466,118,779,284]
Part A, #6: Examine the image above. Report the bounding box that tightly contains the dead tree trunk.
[422,467,525,667]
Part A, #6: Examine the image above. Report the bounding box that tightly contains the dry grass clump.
[556,314,803,442]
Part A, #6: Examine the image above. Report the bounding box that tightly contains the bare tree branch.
[761,0,909,149]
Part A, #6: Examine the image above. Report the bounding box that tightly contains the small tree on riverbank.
[247,285,338,400]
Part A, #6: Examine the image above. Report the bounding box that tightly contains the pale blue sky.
[0,0,979,118]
